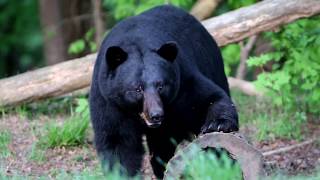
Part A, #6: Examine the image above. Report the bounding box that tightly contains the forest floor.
[0,114,319,179]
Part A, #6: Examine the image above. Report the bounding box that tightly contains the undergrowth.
[232,90,307,141]
[182,146,242,180]
[37,98,90,148]
[0,130,11,158]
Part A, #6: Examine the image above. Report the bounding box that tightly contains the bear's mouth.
[139,112,162,128]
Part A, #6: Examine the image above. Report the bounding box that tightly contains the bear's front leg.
[194,75,239,134]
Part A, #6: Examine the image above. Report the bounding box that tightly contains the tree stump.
[164,132,263,180]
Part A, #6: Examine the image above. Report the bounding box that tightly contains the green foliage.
[221,44,241,75]
[227,0,256,9]
[232,90,306,140]
[104,0,195,20]
[182,145,242,180]
[0,165,134,180]
[28,143,46,162]
[38,98,90,148]
[215,0,256,15]
[0,130,11,158]
[68,39,85,55]
[247,52,283,67]
[70,0,195,55]
[0,97,77,119]
[248,17,320,113]
[0,0,43,77]
[254,111,306,141]
[68,29,97,55]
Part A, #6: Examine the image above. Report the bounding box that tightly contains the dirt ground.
[0,115,319,179]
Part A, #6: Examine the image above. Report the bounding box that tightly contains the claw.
[208,123,214,130]
[217,124,221,132]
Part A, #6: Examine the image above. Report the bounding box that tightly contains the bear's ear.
[157,41,178,62]
[106,46,128,70]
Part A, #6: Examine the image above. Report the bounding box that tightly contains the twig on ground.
[262,138,317,157]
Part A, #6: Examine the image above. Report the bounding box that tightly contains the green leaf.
[247,52,284,67]
[68,39,85,55]
[89,42,97,52]
[85,28,95,41]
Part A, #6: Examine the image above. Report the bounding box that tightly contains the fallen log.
[1,0,320,106]
[0,54,95,106]
[163,132,264,180]
[202,0,320,46]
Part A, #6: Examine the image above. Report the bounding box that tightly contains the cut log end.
[163,132,264,180]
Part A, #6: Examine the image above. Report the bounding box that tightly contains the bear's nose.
[150,113,164,123]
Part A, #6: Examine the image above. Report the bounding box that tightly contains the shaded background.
[0,0,255,78]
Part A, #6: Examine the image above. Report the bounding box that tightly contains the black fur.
[89,5,238,178]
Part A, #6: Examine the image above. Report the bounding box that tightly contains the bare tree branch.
[262,138,317,157]
[228,77,262,96]
[236,35,258,79]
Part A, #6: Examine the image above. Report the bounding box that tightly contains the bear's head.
[98,41,180,128]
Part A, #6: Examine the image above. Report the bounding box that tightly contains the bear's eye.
[135,85,143,93]
[157,84,163,91]
[156,82,164,91]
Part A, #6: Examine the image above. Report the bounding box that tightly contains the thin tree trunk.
[91,0,105,48]
[39,0,67,65]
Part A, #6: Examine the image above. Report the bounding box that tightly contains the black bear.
[89,5,239,178]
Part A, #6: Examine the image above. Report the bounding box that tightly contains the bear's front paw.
[200,101,239,134]
[200,118,238,134]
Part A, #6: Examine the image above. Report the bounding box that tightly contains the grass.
[0,166,133,180]
[0,130,11,158]
[231,90,307,141]
[0,96,79,119]
[38,98,90,148]
[0,168,104,180]
[28,143,46,162]
[183,147,242,180]
[38,115,89,148]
